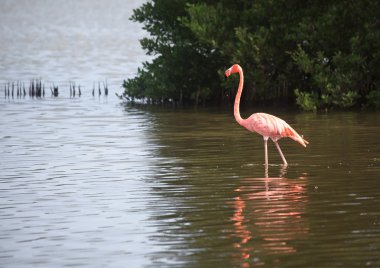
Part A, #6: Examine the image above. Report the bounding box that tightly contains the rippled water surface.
[0,0,150,88]
[1,99,380,267]
[1,1,380,267]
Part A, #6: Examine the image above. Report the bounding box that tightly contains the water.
[1,1,380,267]
[143,109,380,267]
[1,98,158,267]
[0,0,151,88]
[1,100,379,267]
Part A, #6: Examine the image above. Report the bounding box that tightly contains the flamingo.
[225,64,308,167]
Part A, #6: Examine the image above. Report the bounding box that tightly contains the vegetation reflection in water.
[1,97,379,267]
[143,107,379,267]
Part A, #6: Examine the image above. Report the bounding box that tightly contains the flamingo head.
[225,64,241,78]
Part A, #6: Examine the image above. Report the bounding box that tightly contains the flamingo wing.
[245,113,309,147]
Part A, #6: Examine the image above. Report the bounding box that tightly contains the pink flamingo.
[225,64,308,166]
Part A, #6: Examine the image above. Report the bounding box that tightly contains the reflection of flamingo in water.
[225,64,309,167]
[231,177,309,265]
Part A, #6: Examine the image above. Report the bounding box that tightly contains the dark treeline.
[123,0,380,110]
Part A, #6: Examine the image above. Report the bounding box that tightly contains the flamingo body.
[243,113,308,147]
[225,64,308,166]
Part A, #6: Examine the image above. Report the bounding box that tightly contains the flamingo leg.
[264,137,269,168]
[273,140,288,166]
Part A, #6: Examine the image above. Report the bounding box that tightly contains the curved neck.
[234,67,245,126]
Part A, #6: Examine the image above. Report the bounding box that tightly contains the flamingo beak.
[225,67,232,78]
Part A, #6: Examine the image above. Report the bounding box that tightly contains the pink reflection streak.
[230,177,309,266]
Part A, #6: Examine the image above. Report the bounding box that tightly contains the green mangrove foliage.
[123,0,380,109]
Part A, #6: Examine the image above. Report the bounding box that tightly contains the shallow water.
[1,98,379,267]
[1,0,380,267]
[0,0,150,88]
[143,108,380,267]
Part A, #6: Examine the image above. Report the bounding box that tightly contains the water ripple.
[1,100,380,267]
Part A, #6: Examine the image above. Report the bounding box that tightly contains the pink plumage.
[246,113,309,147]
[225,64,308,166]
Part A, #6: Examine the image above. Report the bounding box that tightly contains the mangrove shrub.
[123,0,380,109]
